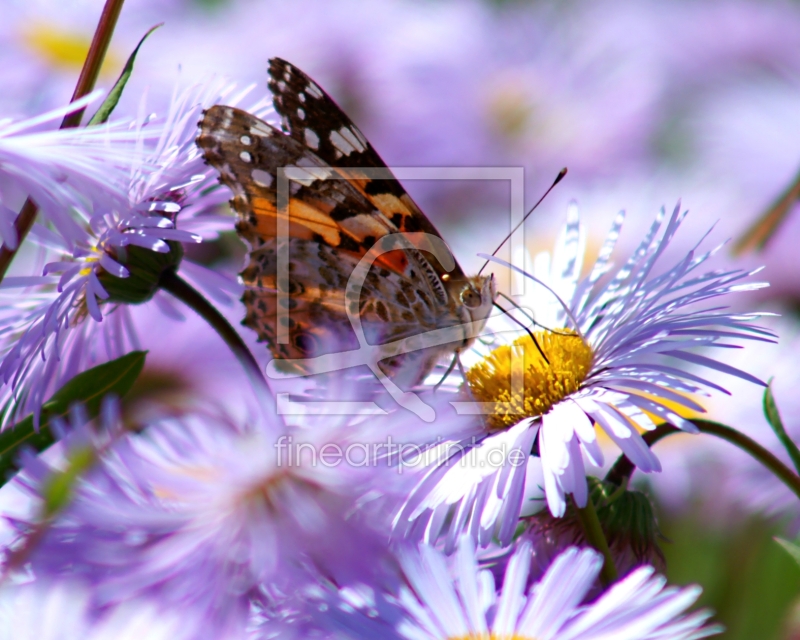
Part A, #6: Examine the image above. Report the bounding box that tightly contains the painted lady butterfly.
[197,58,496,386]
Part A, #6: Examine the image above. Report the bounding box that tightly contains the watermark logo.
[273,434,528,473]
[266,165,535,421]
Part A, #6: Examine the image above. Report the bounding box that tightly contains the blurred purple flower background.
[2,0,800,638]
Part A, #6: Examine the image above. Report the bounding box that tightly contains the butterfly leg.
[455,356,478,403]
[432,354,459,393]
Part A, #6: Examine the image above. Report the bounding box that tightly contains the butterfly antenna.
[497,291,576,337]
[493,301,550,365]
[478,167,567,276]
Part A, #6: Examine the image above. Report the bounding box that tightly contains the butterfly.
[197,58,496,388]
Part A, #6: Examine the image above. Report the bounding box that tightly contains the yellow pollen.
[77,246,104,277]
[466,330,593,431]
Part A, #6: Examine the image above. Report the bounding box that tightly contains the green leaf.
[42,446,96,516]
[0,351,147,483]
[763,379,800,475]
[87,24,162,126]
[775,537,800,568]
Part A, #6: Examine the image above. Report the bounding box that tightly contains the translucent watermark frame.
[272,434,529,474]
[267,165,537,421]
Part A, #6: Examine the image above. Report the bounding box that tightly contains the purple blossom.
[0,80,267,429]
[312,536,718,640]
[395,203,773,549]
[0,581,198,640]
[0,91,157,249]
[12,394,404,637]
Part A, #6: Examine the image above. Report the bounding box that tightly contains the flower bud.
[97,240,184,305]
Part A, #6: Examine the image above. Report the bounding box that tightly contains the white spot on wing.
[240,135,252,145]
[337,127,366,153]
[284,70,292,82]
[305,82,323,99]
[240,151,252,163]
[287,164,332,186]
[329,130,355,156]
[304,128,319,149]
[277,80,287,92]
[298,93,306,103]
[252,169,273,187]
[250,121,273,137]
[297,108,305,120]
[221,107,234,128]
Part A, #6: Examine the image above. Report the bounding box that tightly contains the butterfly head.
[450,273,496,330]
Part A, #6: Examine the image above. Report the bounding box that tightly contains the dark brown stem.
[605,419,800,503]
[159,270,272,398]
[0,0,126,282]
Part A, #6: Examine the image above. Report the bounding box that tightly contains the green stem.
[0,0,126,282]
[763,382,800,475]
[572,495,618,586]
[606,419,800,504]
[159,270,272,399]
[733,164,800,255]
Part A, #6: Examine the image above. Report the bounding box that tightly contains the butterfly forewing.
[268,58,465,280]
[197,60,493,383]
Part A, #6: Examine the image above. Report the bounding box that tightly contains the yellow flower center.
[78,251,101,277]
[465,330,593,431]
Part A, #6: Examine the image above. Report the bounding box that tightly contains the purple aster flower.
[313,536,719,640]
[0,80,267,428]
[395,202,773,551]
[0,91,158,249]
[474,477,667,600]
[11,379,419,637]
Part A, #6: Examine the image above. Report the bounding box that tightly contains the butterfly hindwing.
[241,237,451,369]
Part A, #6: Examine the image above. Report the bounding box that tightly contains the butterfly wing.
[197,105,462,370]
[267,57,466,280]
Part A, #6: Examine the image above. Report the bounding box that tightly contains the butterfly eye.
[293,331,318,355]
[460,287,482,309]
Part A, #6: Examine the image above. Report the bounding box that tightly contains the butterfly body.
[197,59,495,384]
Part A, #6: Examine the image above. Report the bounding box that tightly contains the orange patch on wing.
[249,195,341,246]
[339,213,390,240]
[377,249,409,274]
[370,193,412,221]
[289,199,341,245]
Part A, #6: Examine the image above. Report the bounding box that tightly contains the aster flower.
[396,202,774,549]
[0,80,268,428]
[314,536,719,640]
[0,91,160,249]
[10,376,432,637]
